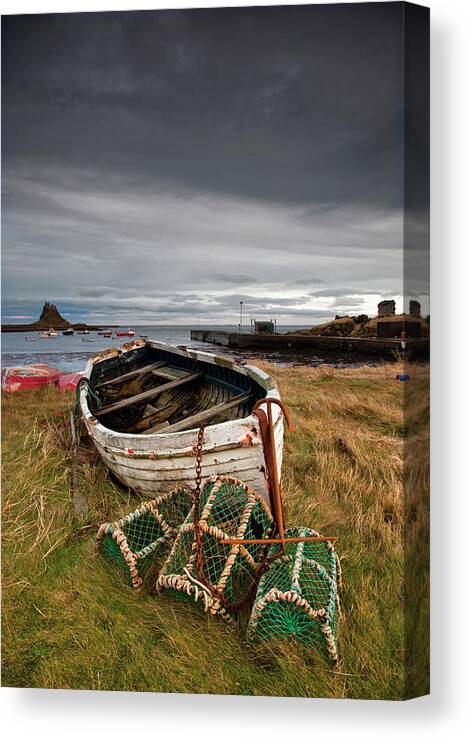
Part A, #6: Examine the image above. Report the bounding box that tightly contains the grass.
[1,362,429,699]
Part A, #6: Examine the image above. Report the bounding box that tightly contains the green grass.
[1,363,429,698]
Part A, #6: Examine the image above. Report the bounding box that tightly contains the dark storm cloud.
[1,3,417,324]
[211,274,259,285]
[2,4,404,207]
[310,287,382,298]
[293,277,324,286]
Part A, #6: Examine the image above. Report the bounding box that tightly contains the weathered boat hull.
[2,364,62,392]
[79,340,284,502]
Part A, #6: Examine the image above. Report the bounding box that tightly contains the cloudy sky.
[2,3,421,325]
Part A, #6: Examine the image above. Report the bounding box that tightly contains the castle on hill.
[32,302,72,329]
[1,301,98,332]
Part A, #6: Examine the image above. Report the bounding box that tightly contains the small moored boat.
[79,340,284,500]
[63,328,74,336]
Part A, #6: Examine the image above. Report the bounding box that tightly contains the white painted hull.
[80,340,284,502]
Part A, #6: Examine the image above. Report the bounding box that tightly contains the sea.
[1,324,375,372]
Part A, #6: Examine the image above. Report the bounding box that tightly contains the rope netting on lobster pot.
[156,475,274,622]
[247,527,342,663]
[97,487,192,589]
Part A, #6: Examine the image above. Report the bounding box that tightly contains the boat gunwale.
[80,339,281,445]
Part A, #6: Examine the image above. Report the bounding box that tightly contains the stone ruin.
[354,314,369,324]
[409,300,421,318]
[377,300,396,317]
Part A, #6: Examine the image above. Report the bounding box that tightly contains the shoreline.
[1,325,117,333]
[190,329,429,362]
[1,346,428,374]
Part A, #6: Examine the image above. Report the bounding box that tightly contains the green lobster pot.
[97,487,192,589]
[157,476,274,621]
[247,527,342,663]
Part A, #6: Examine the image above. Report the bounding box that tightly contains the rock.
[310,317,356,337]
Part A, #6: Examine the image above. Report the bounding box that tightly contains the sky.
[1,3,427,326]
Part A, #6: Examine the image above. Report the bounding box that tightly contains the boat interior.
[87,344,267,435]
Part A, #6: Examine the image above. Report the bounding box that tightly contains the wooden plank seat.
[151,366,194,381]
[94,371,204,417]
[141,391,254,435]
[93,361,167,390]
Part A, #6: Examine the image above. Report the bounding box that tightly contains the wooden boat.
[2,364,61,392]
[79,339,284,501]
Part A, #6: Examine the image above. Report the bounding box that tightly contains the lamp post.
[240,301,243,334]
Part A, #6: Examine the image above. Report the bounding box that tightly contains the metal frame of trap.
[216,398,338,550]
[187,398,340,631]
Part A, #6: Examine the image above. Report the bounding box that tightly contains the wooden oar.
[94,361,167,389]
[141,391,253,435]
[94,371,203,417]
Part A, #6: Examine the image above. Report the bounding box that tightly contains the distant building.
[254,320,275,334]
[377,317,422,339]
[377,300,396,317]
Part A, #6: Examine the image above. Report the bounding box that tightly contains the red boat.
[58,371,84,392]
[1,364,62,392]
[115,328,135,337]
